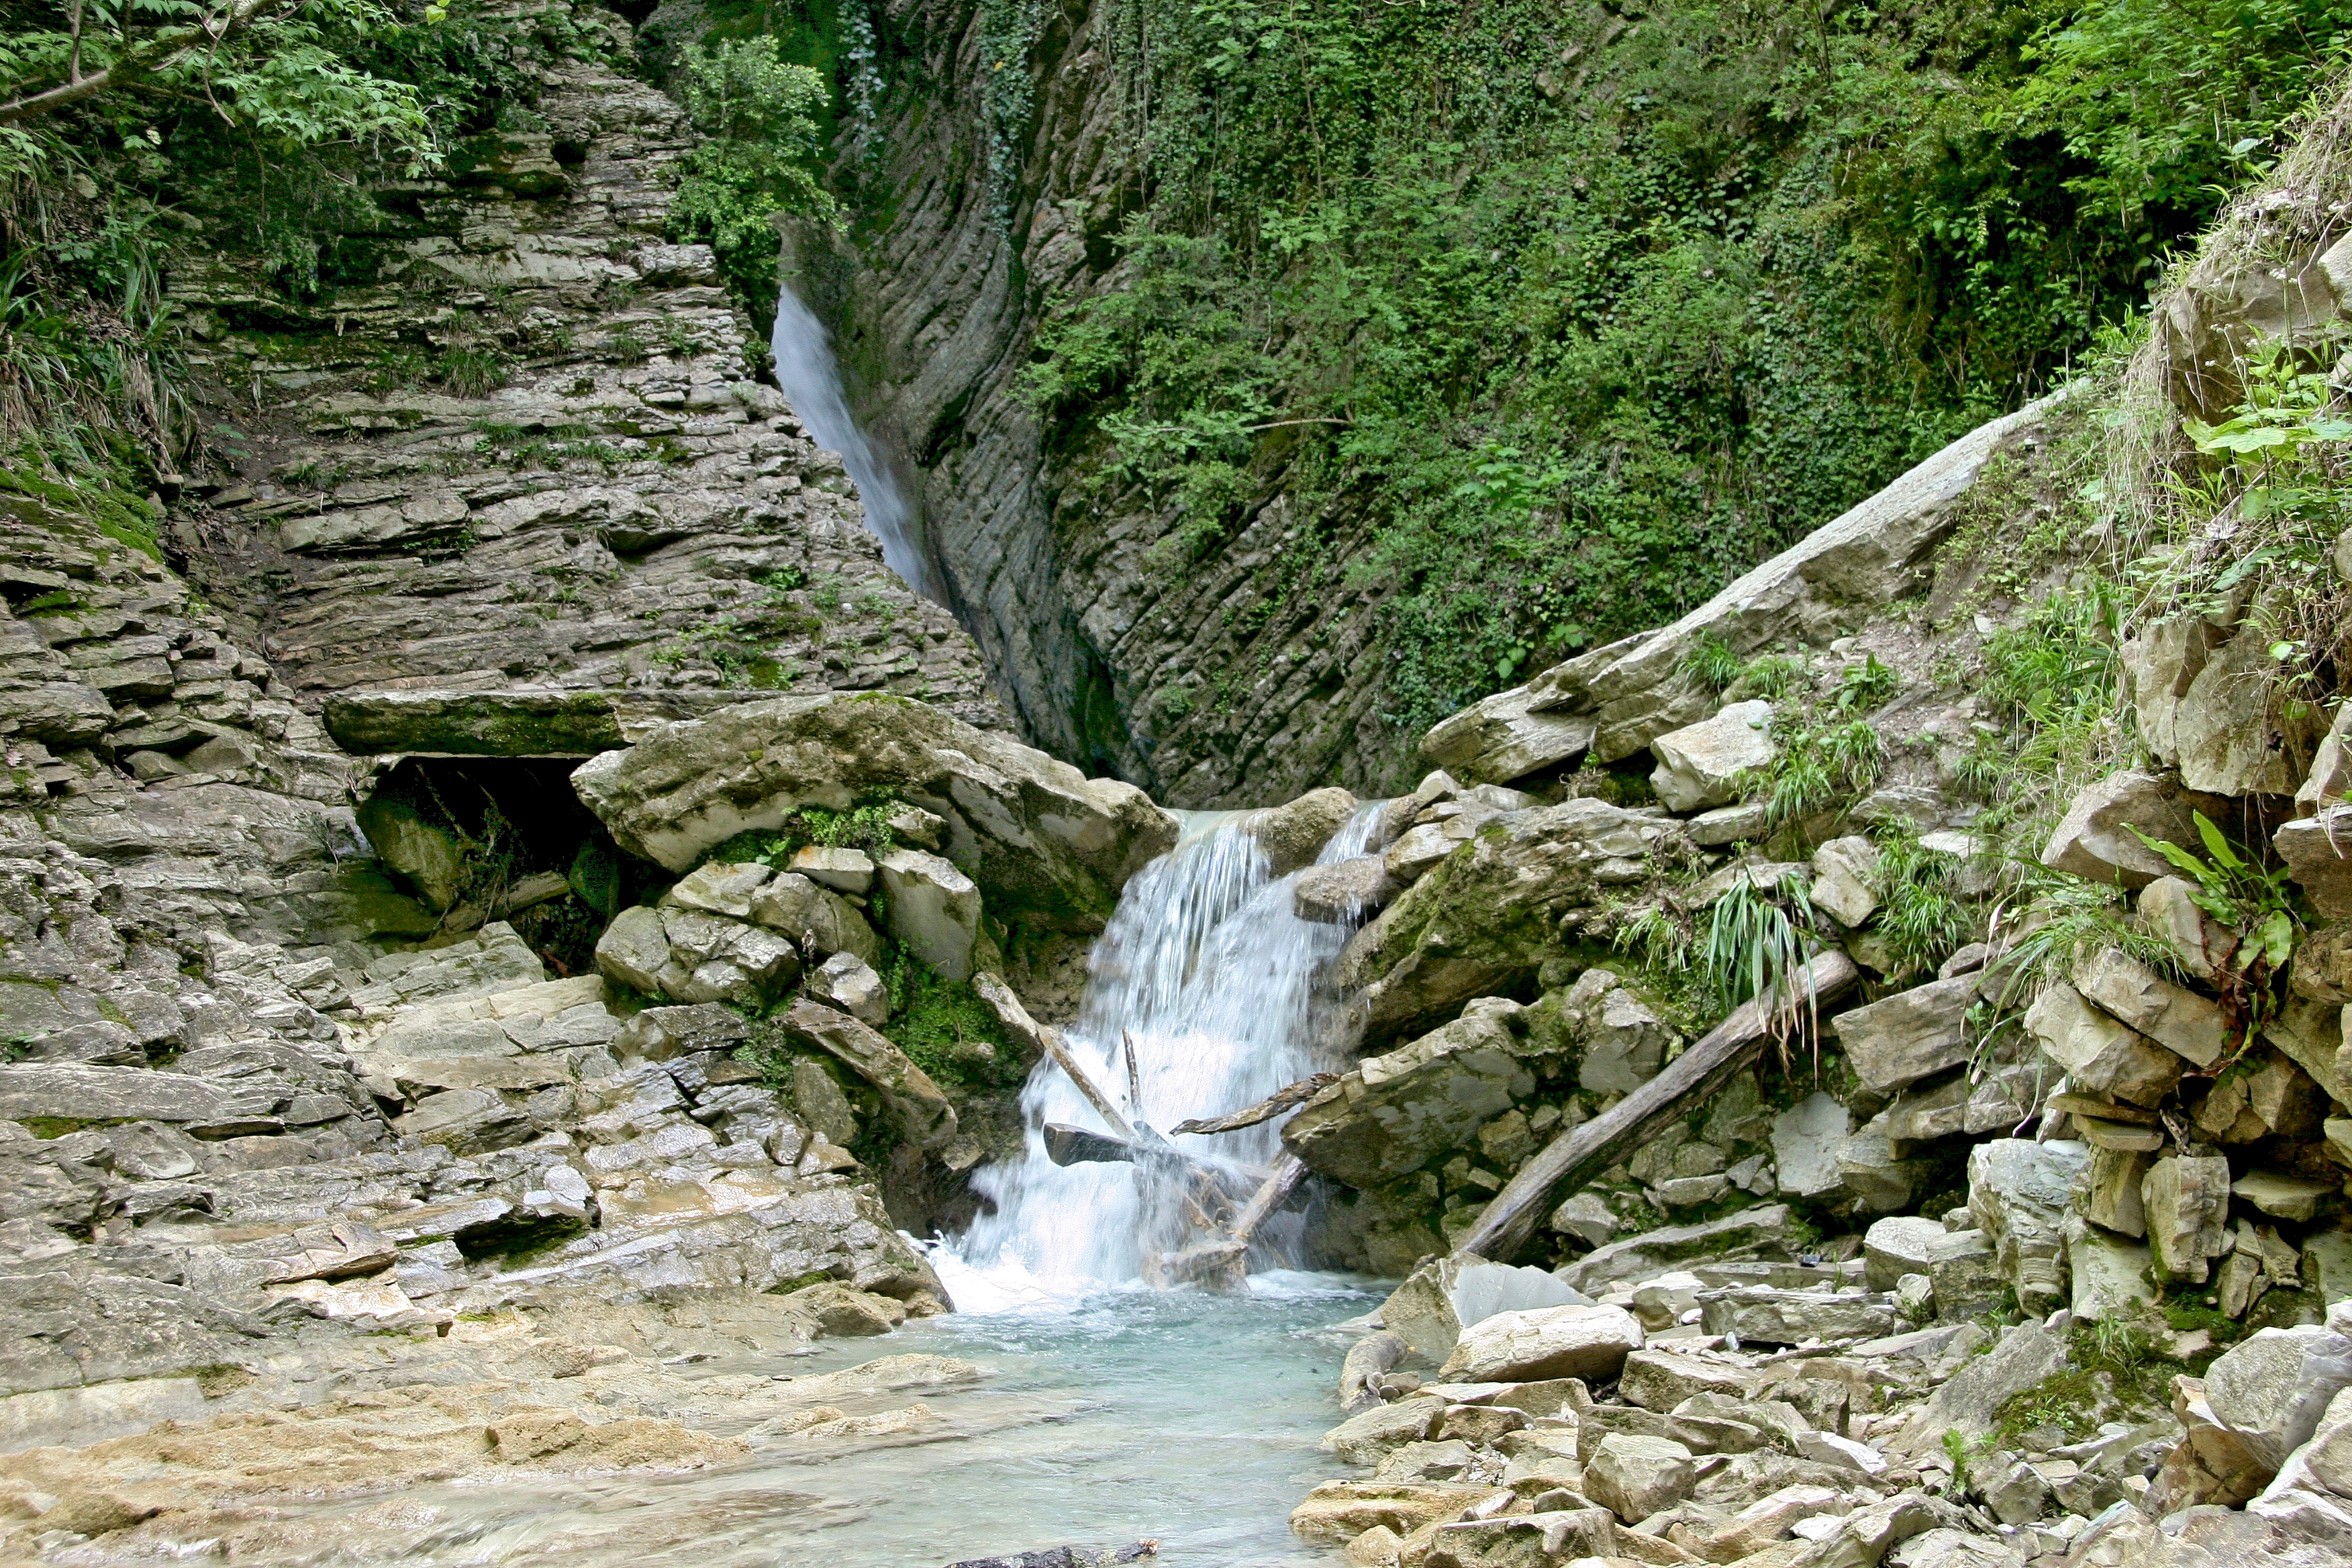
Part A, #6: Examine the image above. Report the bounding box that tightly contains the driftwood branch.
[973,972,1140,1142]
[1171,1072,1338,1136]
[1454,950,1860,1263]
[1149,1153,1308,1291]
[0,0,285,124]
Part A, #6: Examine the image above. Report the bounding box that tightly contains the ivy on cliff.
[1010,0,2352,752]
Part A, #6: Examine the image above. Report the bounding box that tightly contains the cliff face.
[812,0,1396,807]
[171,2,1003,755]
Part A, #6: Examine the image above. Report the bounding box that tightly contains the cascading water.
[767,286,942,601]
[943,805,1383,1306]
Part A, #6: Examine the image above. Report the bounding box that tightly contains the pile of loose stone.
[1295,1249,2352,1568]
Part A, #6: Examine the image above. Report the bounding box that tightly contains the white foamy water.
[768,285,941,600]
[950,805,1382,1302]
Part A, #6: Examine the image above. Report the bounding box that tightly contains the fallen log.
[1043,1123,1143,1167]
[1147,1153,1308,1292]
[1453,950,1859,1263]
[973,972,1142,1142]
[1170,1073,1339,1136]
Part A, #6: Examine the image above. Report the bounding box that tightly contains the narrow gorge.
[8,0,2352,1565]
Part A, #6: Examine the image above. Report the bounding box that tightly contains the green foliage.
[1999,867,2183,1000]
[1684,632,1743,693]
[1004,0,2352,746]
[880,953,1018,1089]
[667,38,834,317]
[1871,826,1973,981]
[700,798,905,873]
[1701,870,1823,1023]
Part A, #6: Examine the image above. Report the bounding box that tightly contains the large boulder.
[1967,1138,2088,1312]
[2039,771,2226,889]
[593,905,801,1007]
[570,693,1177,930]
[1559,970,1676,1094]
[1418,683,1599,785]
[746,873,883,965]
[354,795,466,911]
[2173,620,2326,797]
[1583,1433,1696,1522]
[2277,807,2352,919]
[2073,947,2226,1067]
[1335,800,1674,1043]
[2143,1154,2237,1285]
[1648,701,1775,814]
[1382,1255,1587,1363]
[1438,1302,1644,1383]
[1472,390,2073,765]
[1832,975,1977,1094]
[2204,1326,2352,1473]
[1246,787,1359,874]
[2023,982,2182,1107]
[1284,999,1533,1187]
[1892,1318,2071,1456]
[873,848,982,980]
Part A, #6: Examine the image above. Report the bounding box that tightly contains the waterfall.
[941,806,1382,1306]
[767,285,942,601]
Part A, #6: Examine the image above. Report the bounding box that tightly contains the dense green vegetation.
[1006,0,2352,734]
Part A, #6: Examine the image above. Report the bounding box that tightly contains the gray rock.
[1698,1286,1899,1346]
[1556,1205,1794,1293]
[594,905,673,995]
[2067,1225,2157,1324]
[2143,1153,2234,1285]
[354,795,466,910]
[1834,1118,1932,1217]
[654,908,803,1006]
[1284,999,1533,1187]
[1689,801,1770,846]
[789,844,875,894]
[746,872,883,965]
[2139,875,2244,982]
[1967,1138,2088,1312]
[1832,975,1977,1093]
[2174,619,2326,797]
[2277,807,2352,919]
[1771,1092,1851,1202]
[2073,947,2225,1067]
[1892,1318,2070,1455]
[1293,855,1396,923]
[2205,1326,2352,1472]
[791,1059,858,1146]
[613,1003,749,1061]
[1246,787,1358,875]
[2039,771,2226,889]
[873,847,983,981]
[1649,701,1775,813]
[1321,1394,1447,1465]
[1501,391,2069,766]
[1337,799,1675,1041]
[1419,683,1600,786]
[660,861,777,920]
[1569,969,1675,1094]
[1583,1432,1696,1522]
[1549,1191,1619,1248]
[571,693,1175,931]
[2023,981,2182,1107]
[806,950,889,1026]
[0,1063,273,1131]
[1423,1509,1620,1565]
[1440,1302,1644,1383]
[1383,1255,1590,1362]
[1809,836,1882,928]
[390,1087,534,1153]
[772,998,957,1150]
